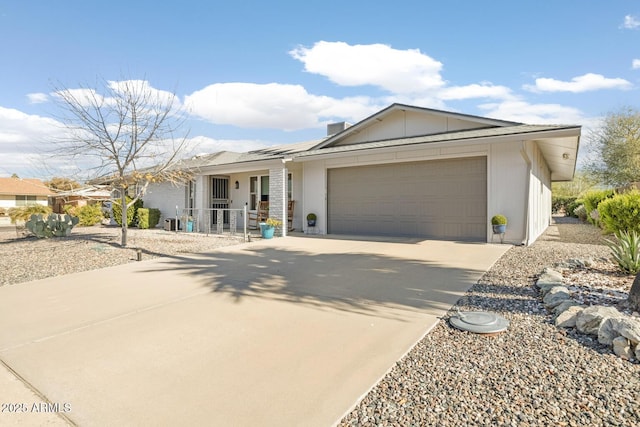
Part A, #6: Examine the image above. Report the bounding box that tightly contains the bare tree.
[51,77,193,246]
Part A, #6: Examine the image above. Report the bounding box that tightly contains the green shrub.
[8,205,52,223]
[137,208,150,229]
[111,197,143,226]
[598,191,640,234]
[605,230,640,274]
[149,208,161,228]
[582,189,615,225]
[75,204,103,226]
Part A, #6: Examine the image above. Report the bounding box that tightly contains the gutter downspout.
[520,141,532,246]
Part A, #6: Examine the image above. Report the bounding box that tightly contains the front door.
[211,176,229,224]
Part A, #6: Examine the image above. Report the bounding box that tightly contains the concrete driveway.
[0,236,509,426]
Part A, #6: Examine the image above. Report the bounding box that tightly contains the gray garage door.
[327,156,487,240]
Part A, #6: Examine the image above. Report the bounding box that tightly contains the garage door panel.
[327,157,487,241]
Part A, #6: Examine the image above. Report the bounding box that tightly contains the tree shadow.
[135,243,489,321]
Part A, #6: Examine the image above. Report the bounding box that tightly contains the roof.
[312,103,521,150]
[0,178,54,197]
[51,185,112,199]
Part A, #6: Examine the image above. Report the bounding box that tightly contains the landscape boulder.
[555,305,585,328]
[575,306,623,336]
[543,286,572,310]
[598,317,640,346]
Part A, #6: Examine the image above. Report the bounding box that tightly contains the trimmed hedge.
[137,208,161,229]
[598,191,640,234]
[112,197,143,226]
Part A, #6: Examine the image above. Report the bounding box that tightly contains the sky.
[1,0,639,179]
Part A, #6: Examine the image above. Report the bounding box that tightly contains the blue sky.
[1,1,639,178]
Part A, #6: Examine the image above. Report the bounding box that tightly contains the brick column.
[269,166,287,237]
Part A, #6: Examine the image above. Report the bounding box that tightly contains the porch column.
[269,166,288,237]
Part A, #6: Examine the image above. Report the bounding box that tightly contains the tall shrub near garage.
[598,191,640,234]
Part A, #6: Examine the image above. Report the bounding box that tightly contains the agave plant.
[605,230,640,274]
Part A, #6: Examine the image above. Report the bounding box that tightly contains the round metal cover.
[449,310,509,334]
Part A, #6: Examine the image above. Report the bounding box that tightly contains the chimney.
[327,121,351,136]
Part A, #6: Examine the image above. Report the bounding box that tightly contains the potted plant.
[306,213,317,227]
[260,217,282,239]
[491,214,507,234]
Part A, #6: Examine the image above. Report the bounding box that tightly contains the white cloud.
[290,41,445,94]
[184,82,379,131]
[621,15,640,29]
[478,100,588,125]
[0,106,68,177]
[439,83,515,101]
[633,59,640,69]
[524,73,632,93]
[27,93,48,104]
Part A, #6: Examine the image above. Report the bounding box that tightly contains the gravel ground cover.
[0,225,245,286]
[339,217,640,426]
[1,219,639,426]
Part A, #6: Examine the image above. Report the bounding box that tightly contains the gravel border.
[0,225,246,286]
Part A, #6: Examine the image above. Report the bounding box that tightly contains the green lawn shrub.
[112,197,143,226]
[565,198,582,217]
[136,208,161,229]
[75,204,103,226]
[137,208,150,229]
[581,189,615,225]
[8,205,52,223]
[598,191,640,234]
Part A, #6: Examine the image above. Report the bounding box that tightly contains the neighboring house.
[143,103,581,245]
[50,186,112,213]
[0,177,54,209]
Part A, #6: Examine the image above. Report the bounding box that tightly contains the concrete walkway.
[0,236,509,426]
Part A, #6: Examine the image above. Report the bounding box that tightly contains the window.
[15,195,36,206]
[249,173,292,210]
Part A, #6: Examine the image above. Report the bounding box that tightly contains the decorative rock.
[636,343,640,361]
[542,286,571,309]
[536,269,564,289]
[575,306,623,336]
[553,300,581,316]
[599,317,640,345]
[612,336,633,360]
[554,305,585,328]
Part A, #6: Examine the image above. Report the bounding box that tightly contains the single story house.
[0,177,54,209]
[143,103,581,245]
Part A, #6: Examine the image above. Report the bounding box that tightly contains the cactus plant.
[25,213,79,238]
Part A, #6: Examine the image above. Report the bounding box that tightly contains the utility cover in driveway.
[327,156,487,240]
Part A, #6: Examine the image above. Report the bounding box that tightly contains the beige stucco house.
[143,103,581,245]
[0,177,53,209]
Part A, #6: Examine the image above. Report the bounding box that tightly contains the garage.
[327,156,487,240]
